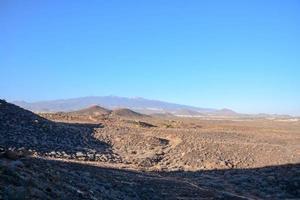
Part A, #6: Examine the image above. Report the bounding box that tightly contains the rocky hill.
[0,100,119,162]
[210,108,237,116]
[69,105,112,116]
[110,108,148,118]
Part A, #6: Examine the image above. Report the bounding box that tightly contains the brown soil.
[1,100,299,199]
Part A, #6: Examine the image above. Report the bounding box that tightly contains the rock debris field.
[1,100,300,199]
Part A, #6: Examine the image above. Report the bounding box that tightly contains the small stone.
[19,149,34,157]
[87,153,95,161]
[76,152,85,157]
[49,151,56,156]
[219,161,226,166]
[0,147,5,158]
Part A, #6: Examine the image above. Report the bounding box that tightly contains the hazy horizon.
[1,1,300,115]
[3,95,298,116]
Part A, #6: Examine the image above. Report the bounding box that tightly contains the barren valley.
[1,100,299,199]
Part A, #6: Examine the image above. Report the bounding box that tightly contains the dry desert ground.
[1,100,300,199]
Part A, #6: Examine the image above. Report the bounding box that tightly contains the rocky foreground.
[1,100,300,199]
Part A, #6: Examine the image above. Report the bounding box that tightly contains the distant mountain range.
[13,96,219,116]
[12,96,294,118]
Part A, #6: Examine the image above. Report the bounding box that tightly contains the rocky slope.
[69,105,112,116]
[0,100,120,162]
[110,108,147,119]
[1,100,300,199]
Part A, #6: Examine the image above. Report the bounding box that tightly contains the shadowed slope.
[0,156,299,199]
[0,100,119,161]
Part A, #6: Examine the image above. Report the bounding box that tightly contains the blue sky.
[1,0,300,115]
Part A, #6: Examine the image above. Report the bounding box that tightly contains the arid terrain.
[1,100,299,199]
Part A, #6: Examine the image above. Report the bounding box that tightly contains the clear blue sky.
[1,0,299,115]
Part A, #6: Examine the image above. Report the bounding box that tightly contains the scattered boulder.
[136,121,157,128]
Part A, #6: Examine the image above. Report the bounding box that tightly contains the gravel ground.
[1,99,300,199]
